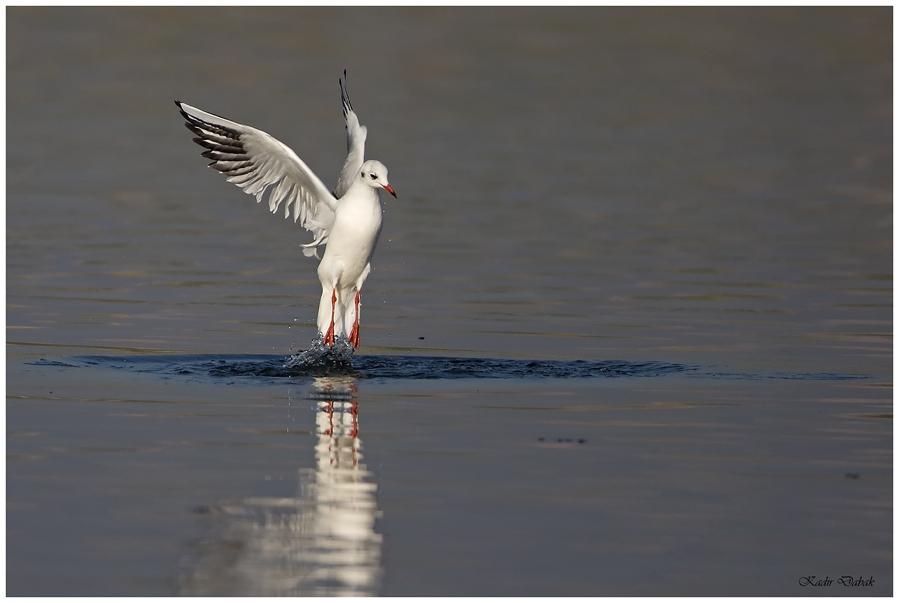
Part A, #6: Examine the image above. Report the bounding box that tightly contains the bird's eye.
[369,173,377,180]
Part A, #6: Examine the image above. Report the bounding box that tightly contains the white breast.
[318,188,383,288]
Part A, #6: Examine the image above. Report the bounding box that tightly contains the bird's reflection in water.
[177,376,382,596]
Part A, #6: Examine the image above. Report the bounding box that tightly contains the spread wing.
[333,71,367,199]
[176,100,337,258]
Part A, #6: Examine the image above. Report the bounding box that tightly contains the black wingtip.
[340,71,354,115]
[175,100,192,123]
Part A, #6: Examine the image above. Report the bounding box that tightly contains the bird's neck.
[342,180,381,203]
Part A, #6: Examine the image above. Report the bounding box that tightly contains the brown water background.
[6,7,892,596]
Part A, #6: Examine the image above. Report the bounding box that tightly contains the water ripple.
[49,354,693,381]
[28,355,868,383]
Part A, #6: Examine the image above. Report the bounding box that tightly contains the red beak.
[382,183,397,198]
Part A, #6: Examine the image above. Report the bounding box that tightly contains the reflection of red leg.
[349,401,359,438]
[348,291,361,348]
[323,289,337,345]
[322,400,334,436]
[350,401,359,466]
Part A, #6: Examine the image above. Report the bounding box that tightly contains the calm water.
[7,7,892,596]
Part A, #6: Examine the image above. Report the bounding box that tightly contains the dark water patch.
[353,356,693,380]
[26,359,80,368]
[704,370,868,382]
[40,354,695,382]
[29,355,868,383]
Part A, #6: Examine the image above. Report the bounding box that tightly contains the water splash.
[285,334,355,371]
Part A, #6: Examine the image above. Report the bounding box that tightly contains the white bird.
[176,72,395,349]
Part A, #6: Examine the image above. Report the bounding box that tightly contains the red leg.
[348,290,361,348]
[323,289,337,345]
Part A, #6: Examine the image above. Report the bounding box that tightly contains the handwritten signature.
[799,576,875,587]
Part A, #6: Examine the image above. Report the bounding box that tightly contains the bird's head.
[360,159,396,198]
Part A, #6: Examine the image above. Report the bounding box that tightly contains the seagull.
[175,72,395,349]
